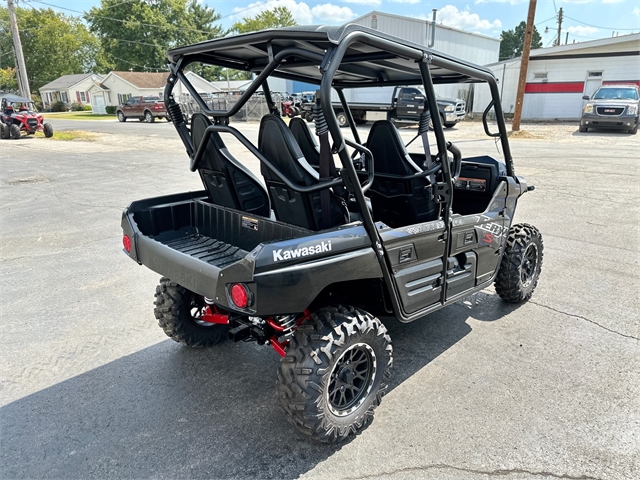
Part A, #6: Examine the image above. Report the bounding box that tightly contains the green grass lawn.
[44,112,116,121]
[34,130,98,141]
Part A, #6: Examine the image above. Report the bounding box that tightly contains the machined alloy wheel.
[277,305,392,443]
[336,111,348,128]
[117,111,126,122]
[145,111,154,123]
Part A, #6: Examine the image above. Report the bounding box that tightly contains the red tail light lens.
[154,104,159,110]
[123,235,131,253]
[230,283,249,308]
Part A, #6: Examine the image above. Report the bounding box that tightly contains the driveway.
[0,120,638,479]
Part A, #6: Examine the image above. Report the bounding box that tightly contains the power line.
[563,14,639,32]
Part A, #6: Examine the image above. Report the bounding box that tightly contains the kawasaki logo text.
[272,241,332,262]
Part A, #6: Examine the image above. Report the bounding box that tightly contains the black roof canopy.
[167,25,495,87]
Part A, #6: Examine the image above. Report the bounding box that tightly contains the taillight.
[154,104,159,110]
[123,235,131,253]
[230,283,250,309]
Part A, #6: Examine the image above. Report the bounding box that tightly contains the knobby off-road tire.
[9,124,20,139]
[495,224,543,303]
[277,306,392,443]
[43,123,53,138]
[154,277,227,347]
[0,123,6,139]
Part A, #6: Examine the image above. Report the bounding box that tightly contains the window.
[533,72,548,81]
[118,93,132,104]
[371,14,377,29]
[80,91,86,102]
[143,96,160,102]
[61,91,68,103]
[593,87,638,100]
[588,71,603,77]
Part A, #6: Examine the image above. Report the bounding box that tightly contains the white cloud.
[475,0,526,5]
[390,0,422,4]
[567,25,599,35]
[232,0,357,24]
[343,0,380,5]
[311,4,358,22]
[438,5,502,30]
[633,6,640,15]
[232,0,313,24]
[602,0,623,3]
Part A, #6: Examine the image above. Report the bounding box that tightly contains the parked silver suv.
[580,84,639,134]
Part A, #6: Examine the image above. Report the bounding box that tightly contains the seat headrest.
[259,114,316,186]
[289,117,320,166]
[190,113,228,171]
[367,120,422,176]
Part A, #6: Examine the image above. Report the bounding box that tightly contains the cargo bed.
[121,191,311,300]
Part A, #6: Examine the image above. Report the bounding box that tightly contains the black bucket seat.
[258,114,348,231]
[191,113,270,218]
[366,120,439,228]
[289,117,320,168]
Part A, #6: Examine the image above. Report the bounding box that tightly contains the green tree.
[0,67,18,92]
[499,21,543,60]
[231,6,297,34]
[0,7,108,92]
[86,0,223,72]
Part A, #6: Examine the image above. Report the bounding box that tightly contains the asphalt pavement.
[0,119,638,480]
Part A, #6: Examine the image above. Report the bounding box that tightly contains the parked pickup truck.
[116,96,169,123]
[328,86,466,128]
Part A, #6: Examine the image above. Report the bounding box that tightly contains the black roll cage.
[163,29,515,322]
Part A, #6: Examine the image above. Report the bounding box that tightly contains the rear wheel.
[117,111,126,122]
[9,124,20,139]
[154,277,227,347]
[495,224,543,303]
[336,111,349,128]
[43,123,53,138]
[277,305,392,443]
[145,111,155,123]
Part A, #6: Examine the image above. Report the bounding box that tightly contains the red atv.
[0,94,53,140]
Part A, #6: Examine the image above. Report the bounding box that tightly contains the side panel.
[380,219,447,314]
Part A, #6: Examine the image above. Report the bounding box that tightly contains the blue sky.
[26,0,640,46]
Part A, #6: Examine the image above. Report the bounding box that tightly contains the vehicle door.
[380,220,447,315]
[122,97,134,117]
[129,97,142,117]
[395,87,424,120]
[582,75,602,110]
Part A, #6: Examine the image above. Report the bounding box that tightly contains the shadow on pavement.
[0,291,519,479]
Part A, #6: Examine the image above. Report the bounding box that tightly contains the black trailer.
[121,24,543,443]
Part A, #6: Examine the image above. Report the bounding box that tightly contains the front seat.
[258,114,348,231]
[289,117,320,167]
[366,120,439,228]
[191,113,270,218]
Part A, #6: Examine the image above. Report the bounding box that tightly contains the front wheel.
[629,123,638,135]
[154,278,227,347]
[444,122,456,128]
[579,124,588,133]
[0,123,7,139]
[43,123,53,138]
[117,111,126,122]
[495,224,543,303]
[277,306,392,443]
[9,124,21,139]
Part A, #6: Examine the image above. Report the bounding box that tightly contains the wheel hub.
[327,343,376,417]
[520,243,539,287]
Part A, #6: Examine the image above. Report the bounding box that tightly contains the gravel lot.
[1,118,638,480]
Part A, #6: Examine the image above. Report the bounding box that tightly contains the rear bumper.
[581,114,637,129]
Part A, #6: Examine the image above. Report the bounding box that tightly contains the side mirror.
[582,95,590,100]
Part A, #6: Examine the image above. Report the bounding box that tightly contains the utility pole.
[565,31,569,45]
[7,0,31,99]
[555,7,563,47]
[512,0,537,132]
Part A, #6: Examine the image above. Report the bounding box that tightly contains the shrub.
[51,101,68,112]
[83,105,92,111]
[70,101,85,111]
[105,105,116,115]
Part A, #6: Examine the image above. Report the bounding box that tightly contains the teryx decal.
[272,241,332,262]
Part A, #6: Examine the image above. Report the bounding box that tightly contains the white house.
[88,71,169,114]
[473,33,640,120]
[39,73,104,108]
[174,71,221,96]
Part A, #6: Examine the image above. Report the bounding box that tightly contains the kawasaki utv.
[0,94,53,140]
[121,25,543,443]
